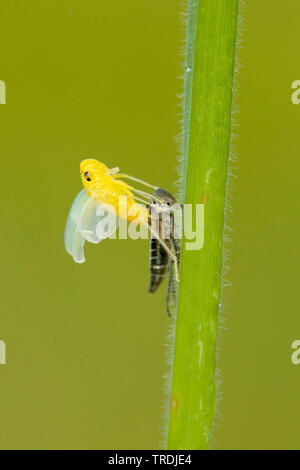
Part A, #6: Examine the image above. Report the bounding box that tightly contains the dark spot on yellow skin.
[84,171,91,181]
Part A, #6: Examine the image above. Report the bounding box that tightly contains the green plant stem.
[167,0,240,450]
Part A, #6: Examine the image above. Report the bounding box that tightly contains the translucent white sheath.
[64,189,118,263]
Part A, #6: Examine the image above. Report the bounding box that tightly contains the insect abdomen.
[148,237,169,293]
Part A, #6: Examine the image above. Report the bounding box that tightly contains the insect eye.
[84,171,91,182]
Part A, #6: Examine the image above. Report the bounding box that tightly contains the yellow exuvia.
[80,159,148,224]
[65,159,180,283]
[64,159,168,264]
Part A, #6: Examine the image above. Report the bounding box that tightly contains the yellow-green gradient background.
[0,0,299,450]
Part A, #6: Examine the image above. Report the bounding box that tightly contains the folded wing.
[64,189,119,263]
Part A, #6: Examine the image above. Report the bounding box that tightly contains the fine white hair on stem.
[160,0,190,449]
[211,0,246,447]
[161,0,244,450]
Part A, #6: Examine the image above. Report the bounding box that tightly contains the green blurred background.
[0,0,299,450]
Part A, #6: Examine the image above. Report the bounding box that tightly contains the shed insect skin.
[148,188,181,316]
[65,159,181,313]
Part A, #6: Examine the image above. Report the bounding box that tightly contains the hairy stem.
[167,0,240,450]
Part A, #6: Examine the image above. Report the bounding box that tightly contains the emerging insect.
[64,159,181,313]
[148,188,181,316]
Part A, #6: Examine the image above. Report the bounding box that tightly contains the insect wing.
[79,198,119,243]
[65,189,119,263]
[64,189,89,263]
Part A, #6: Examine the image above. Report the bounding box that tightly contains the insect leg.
[106,166,120,175]
[166,238,181,316]
[171,235,181,266]
[144,221,180,282]
[134,196,151,206]
[165,261,174,317]
[113,173,158,190]
[131,188,165,204]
